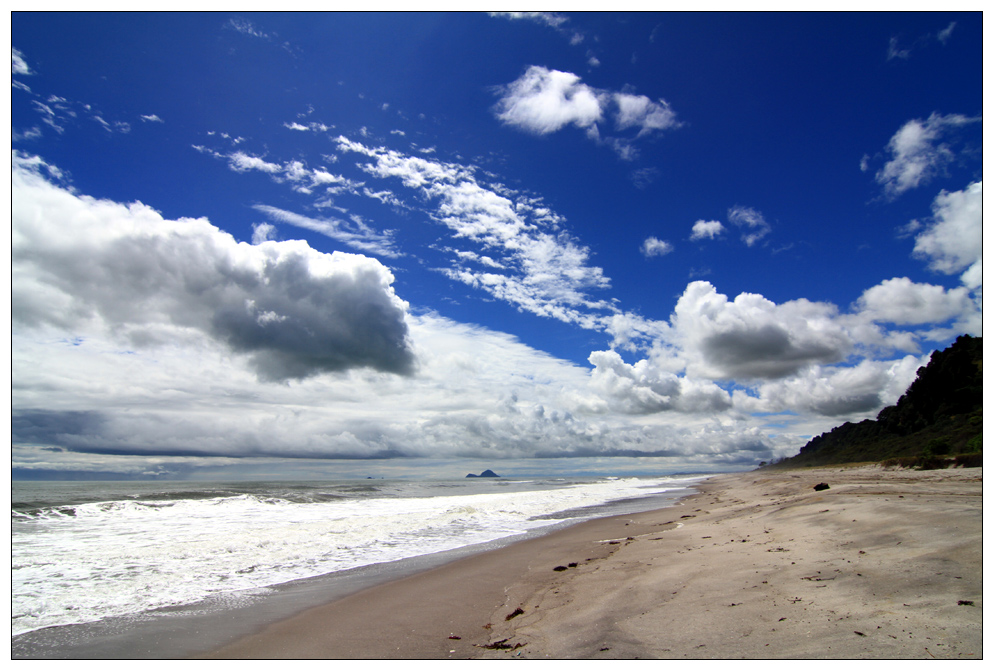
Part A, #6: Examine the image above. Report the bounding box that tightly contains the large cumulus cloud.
[12,152,416,381]
[732,355,927,418]
[585,350,732,415]
[671,281,852,380]
[11,148,983,477]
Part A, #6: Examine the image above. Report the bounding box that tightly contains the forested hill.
[769,335,982,469]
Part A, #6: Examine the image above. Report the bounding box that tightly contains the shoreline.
[12,477,699,659]
[203,466,982,659]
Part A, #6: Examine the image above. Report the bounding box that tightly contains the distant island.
[765,334,982,470]
[466,469,500,478]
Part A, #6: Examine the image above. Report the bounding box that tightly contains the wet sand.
[204,466,982,659]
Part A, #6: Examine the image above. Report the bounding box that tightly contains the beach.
[203,466,982,659]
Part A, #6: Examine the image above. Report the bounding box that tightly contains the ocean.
[11,474,704,657]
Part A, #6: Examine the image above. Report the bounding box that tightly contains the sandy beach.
[203,466,982,659]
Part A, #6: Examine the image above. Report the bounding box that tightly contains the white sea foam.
[11,476,698,635]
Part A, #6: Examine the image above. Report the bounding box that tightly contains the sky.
[10,12,984,480]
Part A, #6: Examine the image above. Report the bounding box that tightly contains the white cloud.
[887,36,912,61]
[93,115,130,134]
[602,311,670,353]
[336,136,615,329]
[362,187,406,209]
[18,79,140,140]
[912,181,982,281]
[490,12,568,29]
[251,222,277,244]
[874,113,981,198]
[630,167,659,189]
[12,151,66,182]
[12,127,42,142]
[226,18,269,39]
[857,277,974,326]
[32,101,65,133]
[284,120,333,133]
[613,92,678,136]
[734,355,926,418]
[493,66,679,158]
[671,281,851,380]
[938,21,957,44]
[140,114,164,123]
[12,47,32,75]
[490,11,584,45]
[12,152,415,382]
[641,237,673,258]
[587,350,731,415]
[11,151,978,472]
[727,206,771,246]
[494,66,603,135]
[252,205,401,258]
[227,151,283,174]
[690,219,724,241]
[889,23,958,59]
[11,304,787,469]
[204,145,364,198]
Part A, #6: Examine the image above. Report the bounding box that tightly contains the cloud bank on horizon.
[10,13,982,478]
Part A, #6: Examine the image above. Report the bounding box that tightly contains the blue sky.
[11,12,983,479]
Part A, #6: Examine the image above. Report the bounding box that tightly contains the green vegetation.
[765,335,982,470]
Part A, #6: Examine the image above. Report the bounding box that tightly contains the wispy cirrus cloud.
[12,69,134,139]
[12,47,32,75]
[490,11,585,45]
[253,204,402,259]
[284,120,334,133]
[336,135,616,329]
[887,20,959,60]
[937,21,957,44]
[490,11,567,29]
[194,144,365,196]
[225,17,270,40]
[727,206,771,247]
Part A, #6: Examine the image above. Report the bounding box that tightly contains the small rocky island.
[466,469,500,478]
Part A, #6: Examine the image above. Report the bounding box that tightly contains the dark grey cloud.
[807,393,883,417]
[673,281,852,381]
[12,154,416,381]
[208,250,416,380]
[12,410,107,446]
[701,325,844,380]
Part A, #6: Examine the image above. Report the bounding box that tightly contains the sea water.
[12,475,703,641]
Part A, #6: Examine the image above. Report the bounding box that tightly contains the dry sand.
[203,466,982,659]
